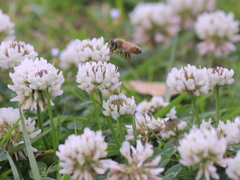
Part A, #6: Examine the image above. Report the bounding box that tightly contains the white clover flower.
[136,96,177,119]
[217,120,240,145]
[166,64,210,96]
[8,57,64,111]
[129,2,179,45]
[0,41,38,69]
[59,40,76,69]
[207,67,234,90]
[195,10,240,56]
[107,140,164,180]
[74,37,110,64]
[76,61,121,94]
[225,150,240,180]
[0,10,15,41]
[178,120,227,180]
[167,0,215,29]
[161,120,187,139]
[125,113,168,143]
[103,93,136,120]
[56,128,116,180]
[0,107,41,160]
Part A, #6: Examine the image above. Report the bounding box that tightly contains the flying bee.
[108,38,142,60]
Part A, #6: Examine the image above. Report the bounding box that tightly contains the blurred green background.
[1,0,240,59]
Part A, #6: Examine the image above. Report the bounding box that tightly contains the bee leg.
[119,51,123,56]
[128,54,131,60]
[124,53,131,60]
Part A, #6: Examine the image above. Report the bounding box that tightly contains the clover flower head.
[217,120,240,145]
[0,41,38,69]
[8,57,64,111]
[178,120,227,180]
[129,2,179,44]
[0,107,41,160]
[103,93,136,120]
[167,0,216,29]
[225,150,240,180]
[107,140,164,180]
[125,113,168,143]
[207,67,234,90]
[56,128,116,180]
[59,40,77,69]
[195,10,240,56]
[166,64,209,96]
[161,120,187,139]
[136,96,177,119]
[76,61,121,94]
[74,37,110,64]
[0,10,15,41]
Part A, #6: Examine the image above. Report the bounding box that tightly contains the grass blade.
[6,152,20,180]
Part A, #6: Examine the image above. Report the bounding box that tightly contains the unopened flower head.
[129,2,179,44]
[136,96,177,119]
[8,57,64,111]
[74,37,110,64]
[0,107,41,160]
[166,64,209,96]
[103,93,136,120]
[208,67,234,90]
[167,0,215,29]
[76,61,121,94]
[195,10,240,56]
[217,120,240,145]
[178,121,227,180]
[57,128,116,180]
[0,41,38,69]
[161,120,187,139]
[225,150,240,180]
[0,10,15,41]
[125,113,168,143]
[107,140,164,180]
[59,40,77,69]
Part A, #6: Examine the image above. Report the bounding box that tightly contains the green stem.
[98,90,103,104]
[182,165,187,180]
[189,166,193,180]
[90,92,102,130]
[132,115,137,141]
[45,91,57,163]
[190,92,201,127]
[215,86,220,126]
[37,108,49,150]
[106,117,121,148]
[165,36,178,102]
[118,117,124,142]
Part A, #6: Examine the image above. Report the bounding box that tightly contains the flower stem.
[165,36,178,102]
[37,108,49,150]
[98,90,103,104]
[45,90,57,163]
[190,92,201,127]
[90,92,102,131]
[107,117,121,148]
[118,117,124,142]
[215,86,220,126]
[189,166,193,179]
[132,115,137,141]
[181,165,187,180]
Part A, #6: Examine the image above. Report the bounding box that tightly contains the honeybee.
[108,38,142,60]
